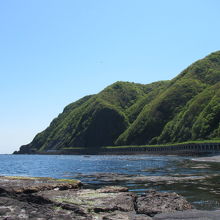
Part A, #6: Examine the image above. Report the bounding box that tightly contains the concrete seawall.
[36,142,220,155]
[99,142,220,155]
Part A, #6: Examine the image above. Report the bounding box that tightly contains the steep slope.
[17,81,167,153]
[16,51,220,154]
[116,51,220,145]
[158,83,220,143]
[116,78,205,145]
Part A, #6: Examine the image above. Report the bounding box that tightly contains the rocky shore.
[0,176,219,219]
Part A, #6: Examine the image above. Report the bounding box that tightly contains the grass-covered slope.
[116,51,220,145]
[16,51,220,154]
[157,83,220,143]
[17,81,167,153]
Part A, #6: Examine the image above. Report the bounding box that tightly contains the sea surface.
[1,154,220,210]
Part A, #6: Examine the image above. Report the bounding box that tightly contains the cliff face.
[16,51,220,154]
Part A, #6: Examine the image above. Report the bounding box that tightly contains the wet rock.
[75,172,210,184]
[0,207,11,216]
[136,190,192,217]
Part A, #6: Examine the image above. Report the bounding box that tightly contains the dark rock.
[136,190,192,217]
[0,196,90,219]
[101,211,153,220]
[75,172,210,184]
[0,207,11,215]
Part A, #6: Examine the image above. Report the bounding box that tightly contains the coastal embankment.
[101,142,220,155]
[27,141,220,155]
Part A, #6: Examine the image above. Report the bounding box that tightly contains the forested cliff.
[16,51,220,154]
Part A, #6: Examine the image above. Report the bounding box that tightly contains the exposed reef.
[0,176,194,219]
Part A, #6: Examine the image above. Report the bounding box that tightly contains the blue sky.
[1,0,220,154]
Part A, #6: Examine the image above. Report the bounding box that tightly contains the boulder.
[136,190,192,217]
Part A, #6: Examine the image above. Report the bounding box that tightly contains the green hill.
[15,51,220,154]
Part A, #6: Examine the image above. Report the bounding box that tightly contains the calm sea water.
[1,154,220,210]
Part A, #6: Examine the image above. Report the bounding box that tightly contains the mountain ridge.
[15,51,220,154]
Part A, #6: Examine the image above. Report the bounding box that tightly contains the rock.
[0,176,194,219]
[101,211,153,220]
[0,196,91,219]
[96,186,129,193]
[136,190,192,217]
[75,172,211,184]
[37,186,192,218]
[37,188,136,213]
[0,176,82,193]
[101,211,132,220]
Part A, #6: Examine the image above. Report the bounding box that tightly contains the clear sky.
[0,0,220,154]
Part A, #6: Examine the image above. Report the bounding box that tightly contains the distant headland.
[15,51,220,154]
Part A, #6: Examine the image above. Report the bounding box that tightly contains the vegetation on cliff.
[16,51,220,154]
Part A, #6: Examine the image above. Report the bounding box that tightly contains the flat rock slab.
[36,188,136,213]
[0,176,82,193]
[75,172,212,184]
